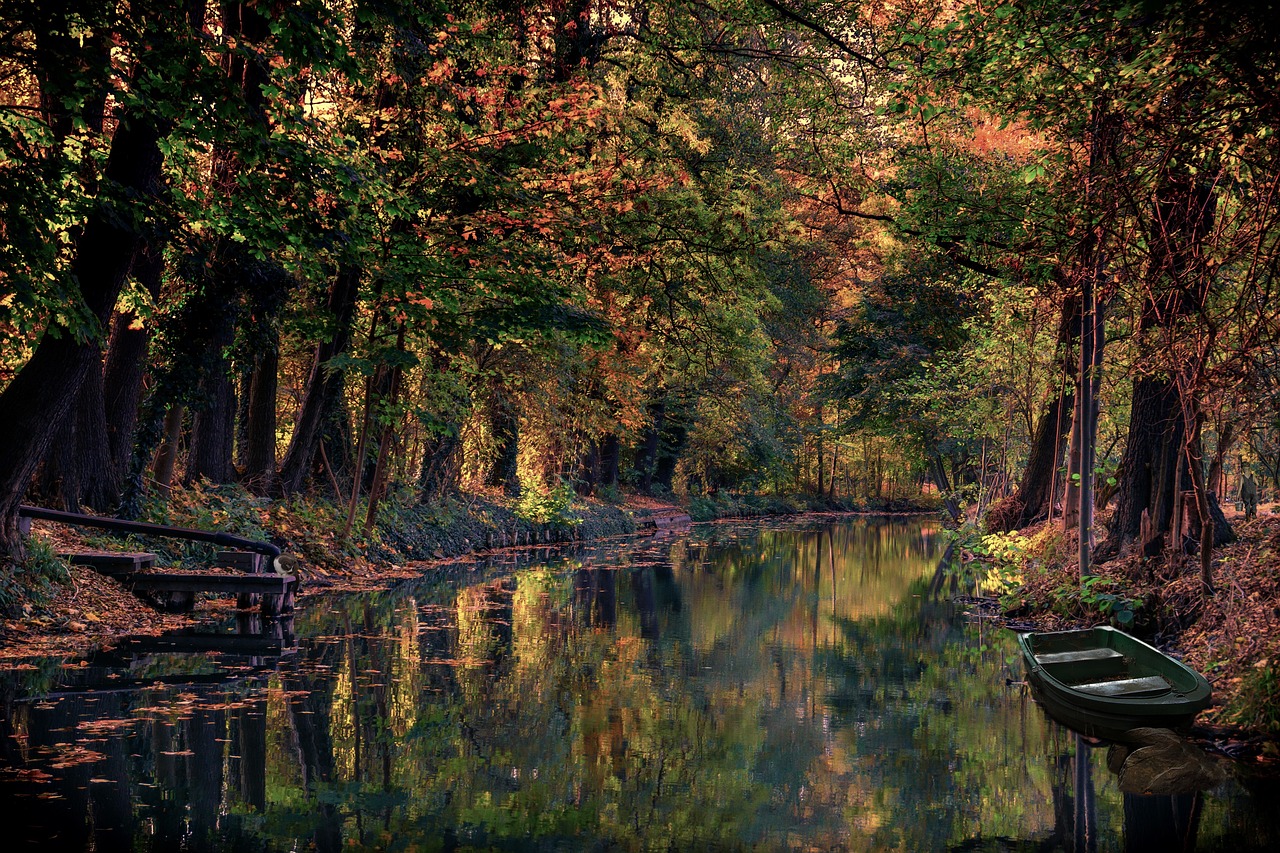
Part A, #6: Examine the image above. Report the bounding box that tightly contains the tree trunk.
[419,431,461,504]
[1101,163,1217,561]
[1207,421,1235,499]
[1102,376,1186,560]
[635,399,665,492]
[102,239,167,496]
[181,0,274,489]
[187,370,237,484]
[0,111,163,555]
[653,415,687,492]
[599,433,620,490]
[815,402,825,497]
[576,439,599,496]
[185,270,240,481]
[363,327,406,535]
[153,405,185,495]
[988,390,1072,532]
[485,392,521,497]
[241,346,280,495]
[1063,390,1084,532]
[34,352,115,512]
[931,452,961,523]
[1186,416,1215,590]
[279,263,361,495]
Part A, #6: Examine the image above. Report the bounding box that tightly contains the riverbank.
[0,486,638,659]
[0,486,937,660]
[958,506,1280,766]
[685,490,940,521]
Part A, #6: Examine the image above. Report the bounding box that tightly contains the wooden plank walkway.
[60,549,297,617]
[60,551,156,574]
[637,510,692,530]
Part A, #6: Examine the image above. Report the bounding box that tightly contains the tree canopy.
[1,0,1278,588]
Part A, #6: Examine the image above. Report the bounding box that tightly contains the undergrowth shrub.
[0,539,70,616]
[515,477,581,527]
[1231,660,1280,736]
[86,480,274,569]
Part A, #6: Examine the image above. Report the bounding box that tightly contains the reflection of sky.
[1,518,1276,851]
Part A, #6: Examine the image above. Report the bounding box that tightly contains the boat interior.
[1029,633,1176,699]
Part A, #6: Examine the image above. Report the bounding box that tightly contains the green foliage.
[974,530,1032,601]
[1230,660,1280,735]
[1054,575,1146,628]
[514,478,581,528]
[129,481,272,569]
[0,540,70,616]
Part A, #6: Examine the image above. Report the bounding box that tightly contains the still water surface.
[1,517,1277,851]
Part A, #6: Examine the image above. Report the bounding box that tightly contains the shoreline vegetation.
[0,485,939,661]
[952,502,1280,770]
[3,485,1279,769]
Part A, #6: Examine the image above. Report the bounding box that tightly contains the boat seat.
[1072,675,1171,698]
[1034,647,1124,666]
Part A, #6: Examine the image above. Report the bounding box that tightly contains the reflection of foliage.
[820,578,1081,850]
[10,520,1274,850]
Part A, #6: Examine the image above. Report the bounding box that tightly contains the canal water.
[1,517,1277,851]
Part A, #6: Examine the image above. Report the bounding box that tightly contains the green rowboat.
[1018,626,1211,739]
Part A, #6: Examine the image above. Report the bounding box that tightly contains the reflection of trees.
[8,519,1279,850]
[0,637,284,851]
[1123,792,1201,853]
[574,566,617,629]
[818,570,1079,851]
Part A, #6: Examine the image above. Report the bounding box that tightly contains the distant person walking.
[1239,473,1258,521]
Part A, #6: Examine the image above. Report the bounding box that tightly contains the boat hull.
[1018,626,1211,741]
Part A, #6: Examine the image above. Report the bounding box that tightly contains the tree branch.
[758,0,881,67]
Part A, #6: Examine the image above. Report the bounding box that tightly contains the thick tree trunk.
[486,393,521,497]
[186,298,239,481]
[180,0,273,489]
[241,346,280,495]
[1103,377,1186,559]
[153,405,185,495]
[279,264,361,495]
[102,239,167,494]
[419,431,461,504]
[653,417,687,492]
[931,452,961,523]
[635,399,665,492]
[0,113,163,555]
[576,439,600,496]
[35,353,115,512]
[599,433,620,490]
[988,390,1072,532]
[1101,164,1217,561]
[236,261,290,494]
[187,374,237,484]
